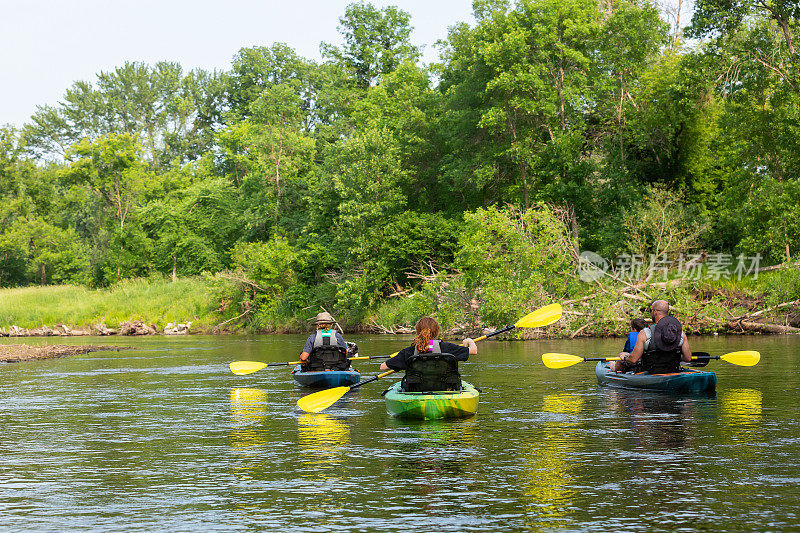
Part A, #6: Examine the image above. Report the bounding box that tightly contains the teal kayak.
[595,361,716,393]
[383,381,479,420]
[291,365,360,388]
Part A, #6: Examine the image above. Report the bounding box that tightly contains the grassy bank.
[0,277,216,330]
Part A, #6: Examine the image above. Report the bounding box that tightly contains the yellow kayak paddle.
[297,303,564,413]
[230,354,390,375]
[541,350,761,369]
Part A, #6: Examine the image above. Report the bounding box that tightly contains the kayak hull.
[291,365,360,388]
[384,381,479,420]
[595,361,716,393]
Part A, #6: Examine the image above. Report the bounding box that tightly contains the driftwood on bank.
[1,321,193,337]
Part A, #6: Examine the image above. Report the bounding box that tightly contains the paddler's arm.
[300,335,314,362]
[680,333,692,362]
[380,349,407,371]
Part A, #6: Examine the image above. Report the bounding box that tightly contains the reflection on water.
[297,413,351,459]
[599,388,706,450]
[230,388,269,448]
[387,418,478,504]
[720,388,763,425]
[522,393,583,530]
[1,335,798,532]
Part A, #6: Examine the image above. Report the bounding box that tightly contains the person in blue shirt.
[299,312,349,371]
[621,318,648,356]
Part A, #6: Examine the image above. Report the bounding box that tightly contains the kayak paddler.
[299,312,350,371]
[612,300,693,374]
[619,318,648,358]
[379,316,477,391]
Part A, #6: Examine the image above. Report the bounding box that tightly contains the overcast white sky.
[0,0,475,128]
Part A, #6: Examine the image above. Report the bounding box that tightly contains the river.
[1,334,798,531]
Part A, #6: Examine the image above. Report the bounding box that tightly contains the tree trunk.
[40,264,46,285]
[520,163,530,210]
[172,255,177,283]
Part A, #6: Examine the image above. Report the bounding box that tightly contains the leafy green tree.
[455,204,575,328]
[62,134,144,231]
[321,3,419,88]
[218,83,316,239]
[225,43,315,123]
[0,217,90,286]
[439,0,603,209]
[739,177,800,262]
[24,62,219,166]
[689,0,799,58]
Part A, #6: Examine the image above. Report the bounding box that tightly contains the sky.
[0,0,475,128]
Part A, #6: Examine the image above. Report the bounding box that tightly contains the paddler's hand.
[463,337,478,355]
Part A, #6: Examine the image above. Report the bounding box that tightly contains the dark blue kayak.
[595,361,716,394]
[291,365,360,388]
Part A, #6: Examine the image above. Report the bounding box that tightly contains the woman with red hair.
[380,317,477,391]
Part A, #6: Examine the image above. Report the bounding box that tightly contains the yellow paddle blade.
[297,386,350,413]
[542,352,584,369]
[516,304,563,328]
[720,350,761,366]
[230,361,268,375]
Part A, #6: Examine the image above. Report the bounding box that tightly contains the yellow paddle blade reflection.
[516,304,563,328]
[230,361,268,375]
[298,413,350,450]
[230,388,268,421]
[721,350,761,366]
[297,386,350,413]
[541,353,584,369]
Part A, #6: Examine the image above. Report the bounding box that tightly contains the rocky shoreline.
[0,344,129,363]
[0,320,193,338]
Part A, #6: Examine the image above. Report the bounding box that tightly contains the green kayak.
[383,381,479,420]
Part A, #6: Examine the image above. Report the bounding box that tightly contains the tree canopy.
[2,0,798,329]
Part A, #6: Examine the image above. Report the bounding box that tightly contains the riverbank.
[2,268,800,339]
[0,277,216,333]
[0,344,128,363]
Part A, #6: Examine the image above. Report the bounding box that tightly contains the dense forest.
[1,0,799,334]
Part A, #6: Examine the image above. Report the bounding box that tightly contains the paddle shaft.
[348,369,396,390]
[473,324,515,342]
[344,336,483,391]
[267,354,390,367]
[577,354,714,363]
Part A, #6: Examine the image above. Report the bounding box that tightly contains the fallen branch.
[733,299,800,321]
[220,273,265,292]
[570,322,593,338]
[213,306,252,332]
[757,260,800,273]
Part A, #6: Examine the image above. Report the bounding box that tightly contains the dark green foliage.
[2,1,798,330]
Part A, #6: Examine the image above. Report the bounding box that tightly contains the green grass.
[0,277,216,330]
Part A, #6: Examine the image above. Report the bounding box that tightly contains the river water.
[1,334,798,531]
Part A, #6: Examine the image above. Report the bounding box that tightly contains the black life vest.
[641,323,683,374]
[306,329,349,371]
[401,340,462,392]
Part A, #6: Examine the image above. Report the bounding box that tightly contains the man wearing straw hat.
[299,312,350,371]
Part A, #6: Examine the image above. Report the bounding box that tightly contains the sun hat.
[653,316,682,351]
[314,311,335,325]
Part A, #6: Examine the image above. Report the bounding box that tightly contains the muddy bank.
[0,344,128,363]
